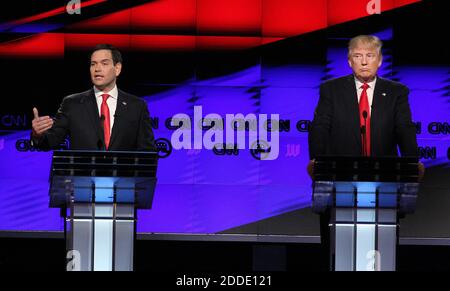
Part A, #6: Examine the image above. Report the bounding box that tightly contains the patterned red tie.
[101,94,110,150]
[359,83,370,156]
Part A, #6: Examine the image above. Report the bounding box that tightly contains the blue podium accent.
[49,150,158,271]
[312,156,419,271]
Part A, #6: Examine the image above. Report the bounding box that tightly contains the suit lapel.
[109,90,127,149]
[343,75,362,150]
[82,89,104,144]
[371,77,387,155]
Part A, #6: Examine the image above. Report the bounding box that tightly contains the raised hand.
[31,107,54,138]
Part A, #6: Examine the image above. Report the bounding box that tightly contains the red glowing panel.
[262,0,327,37]
[262,37,283,45]
[64,34,131,50]
[67,9,131,31]
[327,0,398,26]
[395,0,421,7]
[197,0,262,35]
[131,0,196,30]
[3,0,106,30]
[0,33,64,58]
[67,0,197,32]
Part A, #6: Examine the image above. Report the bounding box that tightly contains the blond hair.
[348,35,383,59]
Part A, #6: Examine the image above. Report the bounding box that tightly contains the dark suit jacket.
[308,74,418,158]
[33,88,155,151]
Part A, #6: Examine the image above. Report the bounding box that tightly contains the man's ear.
[115,62,122,77]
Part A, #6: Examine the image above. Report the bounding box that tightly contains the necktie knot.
[361,83,369,90]
[102,94,109,103]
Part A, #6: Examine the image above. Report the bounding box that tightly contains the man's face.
[348,44,382,83]
[90,49,122,91]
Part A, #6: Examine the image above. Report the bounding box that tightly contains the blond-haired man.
[308,35,422,269]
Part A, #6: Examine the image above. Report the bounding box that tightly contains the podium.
[312,156,419,271]
[49,150,158,271]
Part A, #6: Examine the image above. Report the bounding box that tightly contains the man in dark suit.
[31,44,155,151]
[309,35,418,159]
[307,35,423,270]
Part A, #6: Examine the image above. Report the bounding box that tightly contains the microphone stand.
[361,110,368,156]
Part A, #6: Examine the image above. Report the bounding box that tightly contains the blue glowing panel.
[260,87,319,123]
[417,139,450,168]
[371,28,394,42]
[144,86,195,133]
[258,184,311,217]
[152,139,196,185]
[193,65,262,87]
[393,66,450,167]
[0,131,63,231]
[258,136,310,185]
[94,177,116,203]
[137,184,261,233]
[136,185,199,233]
[192,148,260,186]
[139,184,312,234]
[9,23,65,33]
[261,64,324,88]
[194,86,258,115]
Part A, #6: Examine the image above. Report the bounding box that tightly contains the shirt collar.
[354,76,377,90]
[94,84,118,99]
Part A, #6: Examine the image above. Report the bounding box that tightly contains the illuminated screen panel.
[0,0,449,239]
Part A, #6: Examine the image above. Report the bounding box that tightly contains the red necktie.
[101,94,110,150]
[359,83,370,156]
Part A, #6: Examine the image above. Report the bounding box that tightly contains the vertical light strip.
[93,205,114,271]
[356,224,376,271]
[335,224,355,271]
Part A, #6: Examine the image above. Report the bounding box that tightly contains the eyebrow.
[91,59,112,63]
[352,53,376,56]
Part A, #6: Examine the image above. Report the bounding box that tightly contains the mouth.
[94,75,104,81]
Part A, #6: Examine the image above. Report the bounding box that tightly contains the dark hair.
[90,44,122,65]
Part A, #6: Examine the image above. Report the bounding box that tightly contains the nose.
[361,56,368,65]
[92,63,102,72]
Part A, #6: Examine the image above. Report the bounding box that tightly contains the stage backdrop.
[0,0,449,239]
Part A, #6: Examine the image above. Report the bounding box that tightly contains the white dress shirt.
[94,85,118,133]
[355,77,377,115]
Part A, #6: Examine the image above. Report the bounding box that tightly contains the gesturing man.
[31,44,155,151]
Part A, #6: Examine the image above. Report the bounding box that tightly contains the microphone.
[362,110,368,120]
[361,111,368,156]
